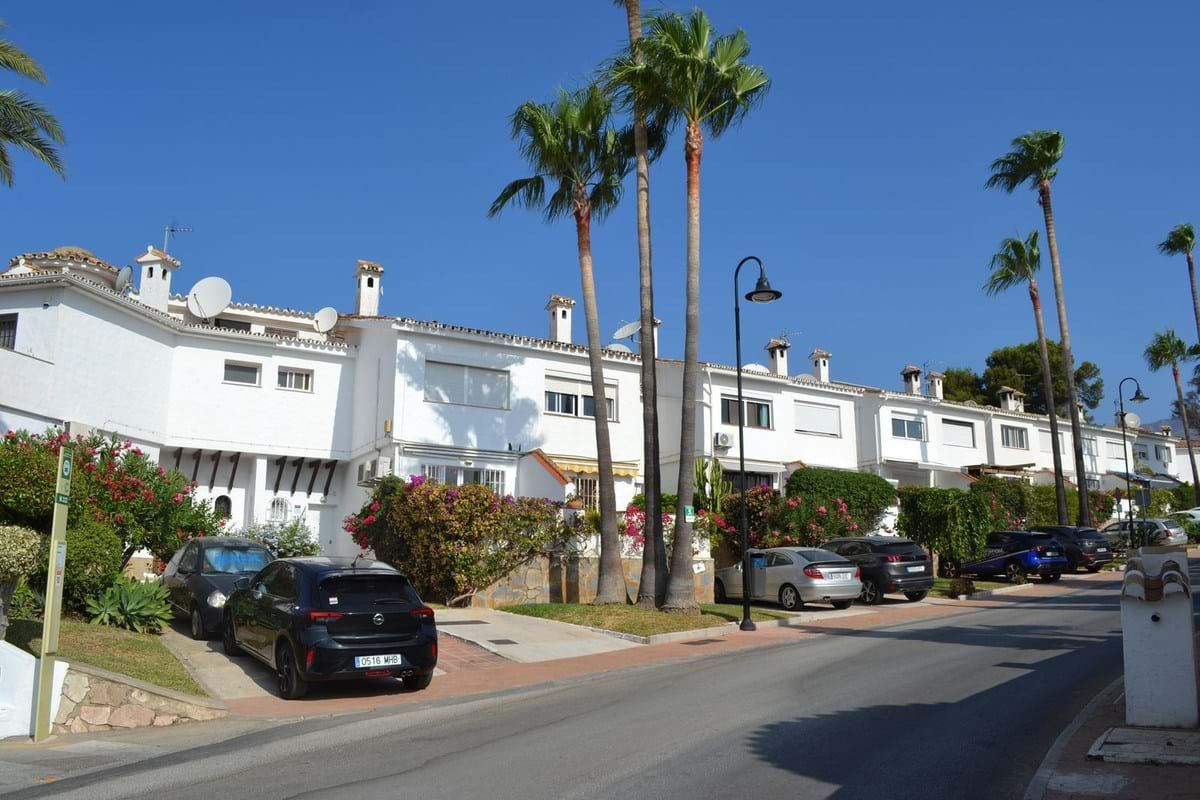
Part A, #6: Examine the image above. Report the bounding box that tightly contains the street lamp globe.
[746,275,782,304]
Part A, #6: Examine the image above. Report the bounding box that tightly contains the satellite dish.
[611,320,641,340]
[313,306,338,333]
[1123,411,1142,430]
[607,343,632,353]
[186,276,232,320]
[114,265,133,294]
[744,364,769,373]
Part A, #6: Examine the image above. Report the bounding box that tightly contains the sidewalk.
[435,607,642,662]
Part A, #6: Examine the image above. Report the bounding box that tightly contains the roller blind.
[943,419,975,448]
[794,401,841,436]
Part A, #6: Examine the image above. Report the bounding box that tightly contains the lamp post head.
[746,275,782,304]
[1131,387,1149,403]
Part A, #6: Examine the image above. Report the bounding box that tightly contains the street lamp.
[1118,377,1148,546]
[733,256,782,632]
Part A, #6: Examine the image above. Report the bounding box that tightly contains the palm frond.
[1145,328,1190,371]
[985,130,1063,193]
[983,231,1040,296]
[0,89,64,143]
[0,30,48,84]
[488,176,545,217]
[1158,223,1196,257]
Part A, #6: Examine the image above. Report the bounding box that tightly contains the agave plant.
[87,579,172,633]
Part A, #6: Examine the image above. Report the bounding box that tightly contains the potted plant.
[564,493,584,510]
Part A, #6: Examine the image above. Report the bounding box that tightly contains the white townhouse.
[1,243,1190,562]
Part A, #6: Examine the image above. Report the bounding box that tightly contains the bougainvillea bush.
[345,475,560,605]
[0,429,222,569]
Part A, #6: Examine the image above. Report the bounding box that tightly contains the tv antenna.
[163,224,193,253]
[773,329,802,343]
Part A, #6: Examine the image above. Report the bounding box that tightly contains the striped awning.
[549,456,639,478]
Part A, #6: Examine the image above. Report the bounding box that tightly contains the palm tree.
[0,20,64,185]
[986,131,1091,524]
[983,231,1069,523]
[1145,330,1200,506]
[489,85,631,604]
[611,0,667,609]
[1158,224,1200,347]
[611,9,769,614]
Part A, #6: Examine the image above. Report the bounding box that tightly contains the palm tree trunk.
[1030,280,1068,524]
[1038,180,1091,525]
[1189,251,1200,353]
[663,120,703,614]
[622,0,666,609]
[1173,363,1200,507]
[575,205,627,605]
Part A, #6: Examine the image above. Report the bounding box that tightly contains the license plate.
[1097,548,1108,553]
[1045,551,1059,557]
[355,654,403,668]
[906,565,925,573]
[826,571,851,580]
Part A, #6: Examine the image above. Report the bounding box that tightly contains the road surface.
[7,579,1127,800]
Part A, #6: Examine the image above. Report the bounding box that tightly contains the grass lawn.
[5,618,206,696]
[930,577,1011,598]
[503,602,788,637]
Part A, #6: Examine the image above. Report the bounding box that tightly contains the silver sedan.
[714,547,862,611]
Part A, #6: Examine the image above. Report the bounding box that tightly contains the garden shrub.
[240,519,316,558]
[0,524,44,638]
[947,577,975,598]
[8,579,44,620]
[1171,483,1196,512]
[1147,489,1175,517]
[0,433,57,530]
[345,475,560,605]
[629,492,678,514]
[62,517,124,611]
[1090,490,1117,523]
[85,578,172,633]
[897,487,990,562]
[1186,521,1200,544]
[783,467,895,531]
[969,476,1032,528]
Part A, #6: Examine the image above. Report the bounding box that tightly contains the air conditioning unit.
[356,455,392,485]
[714,431,733,449]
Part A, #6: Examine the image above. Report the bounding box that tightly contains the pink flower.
[818,506,827,515]
[370,502,380,512]
[173,493,183,503]
[363,514,377,525]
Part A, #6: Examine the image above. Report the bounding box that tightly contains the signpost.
[684,505,696,524]
[32,441,73,742]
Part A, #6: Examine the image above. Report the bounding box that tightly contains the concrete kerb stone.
[938,581,1038,602]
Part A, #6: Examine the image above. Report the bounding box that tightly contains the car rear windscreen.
[794,548,840,562]
[879,542,925,556]
[1166,521,1185,532]
[1022,533,1056,544]
[1076,529,1105,541]
[319,574,421,606]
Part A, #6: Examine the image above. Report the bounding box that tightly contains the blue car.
[940,531,1067,583]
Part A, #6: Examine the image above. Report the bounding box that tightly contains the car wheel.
[859,577,882,605]
[222,615,242,657]
[190,606,206,640]
[1042,572,1061,583]
[779,584,803,611]
[714,579,727,604]
[1086,565,1102,573]
[940,559,961,579]
[1005,562,1025,582]
[403,671,433,691]
[276,642,308,700]
[831,600,853,610]
[903,590,928,602]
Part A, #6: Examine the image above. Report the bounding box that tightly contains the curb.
[1023,675,1124,800]
[941,581,1039,601]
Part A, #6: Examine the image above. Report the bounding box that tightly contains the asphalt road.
[10,579,1127,800]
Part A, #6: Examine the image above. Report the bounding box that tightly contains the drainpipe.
[705,365,716,465]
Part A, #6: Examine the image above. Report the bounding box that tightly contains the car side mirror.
[252,584,265,600]
[234,577,250,591]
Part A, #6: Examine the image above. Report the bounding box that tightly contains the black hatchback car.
[222,557,437,699]
[162,537,275,639]
[822,537,934,604]
[1027,525,1115,572]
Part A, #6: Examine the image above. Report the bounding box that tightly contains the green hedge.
[897,487,990,561]
[783,467,895,531]
[62,517,124,611]
[969,476,1033,528]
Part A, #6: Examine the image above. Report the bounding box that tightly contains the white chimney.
[765,338,790,377]
[546,295,574,344]
[928,370,944,400]
[901,365,922,395]
[355,259,384,317]
[810,348,831,383]
[999,386,1026,413]
[134,246,180,313]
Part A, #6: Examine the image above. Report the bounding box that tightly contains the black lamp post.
[734,256,782,632]
[1118,376,1149,546]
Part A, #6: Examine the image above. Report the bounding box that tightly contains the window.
[766,552,793,566]
[724,471,774,490]
[545,391,578,416]
[367,276,374,288]
[943,419,975,448]
[545,377,617,421]
[277,367,313,392]
[1086,478,1101,490]
[0,313,15,350]
[1001,425,1028,450]
[1106,441,1126,459]
[214,495,232,520]
[215,318,252,332]
[262,563,297,600]
[722,396,771,429]
[1133,444,1150,460]
[179,543,200,573]
[224,361,260,385]
[421,464,505,495]
[147,267,154,279]
[1083,437,1098,456]
[1155,445,1172,463]
[425,361,509,409]
[794,401,841,437]
[577,476,599,510]
[268,496,291,523]
[891,416,925,441]
[1039,430,1064,453]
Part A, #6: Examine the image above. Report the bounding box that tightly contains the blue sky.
[4,1,1198,422]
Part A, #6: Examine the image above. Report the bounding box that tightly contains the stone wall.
[470,555,714,608]
[53,663,226,736]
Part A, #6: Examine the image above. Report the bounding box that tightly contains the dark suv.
[223,557,438,699]
[1028,525,1114,572]
[940,531,1067,582]
[822,537,934,603]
